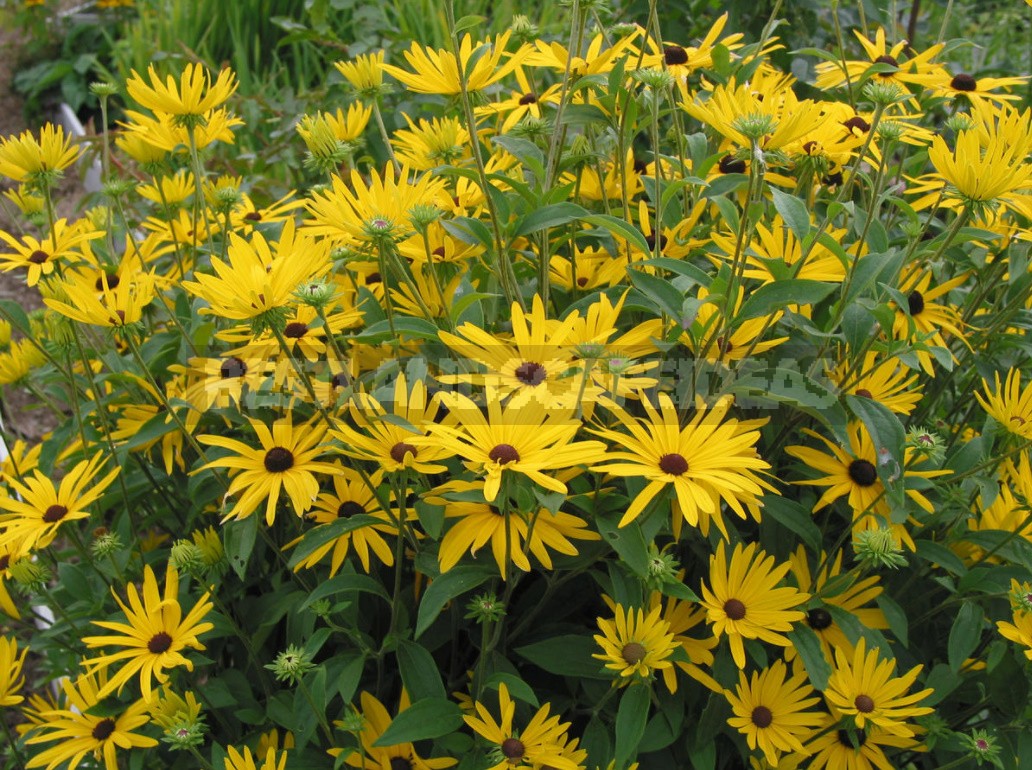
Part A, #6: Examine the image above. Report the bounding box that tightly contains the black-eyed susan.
[681,286,788,364]
[525,30,641,78]
[0,123,81,184]
[332,690,457,770]
[0,635,26,706]
[590,393,774,535]
[827,352,923,416]
[0,217,102,286]
[806,713,925,770]
[0,543,20,619]
[382,31,524,95]
[223,746,288,770]
[463,683,579,770]
[710,216,848,287]
[975,368,1032,440]
[431,480,599,578]
[814,27,946,91]
[417,389,605,503]
[0,451,120,557]
[640,13,744,80]
[43,268,157,328]
[725,659,823,767]
[120,107,243,155]
[997,609,1032,661]
[230,191,306,234]
[80,564,214,702]
[286,467,399,575]
[23,671,157,770]
[198,414,340,526]
[593,602,679,682]
[475,64,562,133]
[823,637,933,738]
[333,373,451,475]
[911,69,1028,108]
[334,51,385,96]
[700,541,810,669]
[172,345,279,417]
[392,115,470,170]
[125,62,238,120]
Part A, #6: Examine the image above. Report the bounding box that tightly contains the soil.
[0,9,83,443]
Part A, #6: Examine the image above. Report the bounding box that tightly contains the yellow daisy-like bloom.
[297,103,373,148]
[43,268,157,328]
[431,480,599,578]
[0,635,27,706]
[997,609,1032,661]
[590,393,774,535]
[0,123,81,183]
[197,414,340,526]
[80,564,213,702]
[640,13,744,80]
[0,543,22,618]
[334,51,385,93]
[182,218,331,323]
[333,690,457,770]
[814,27,946,90]
[823,637,933,738]
[137,169,194,207]
[593,603,679,682]
[475,65,563,133]
[0,451,120,557]
[230,191,306,234]
[700,541,810,669]
[525,30,641,78]
[382,31,524,95]
[725,659,823,767]
[304,163,447,248]
[681,286,788,364]
[910,69,1029,108]
[148,687,203,731]
[126,62,238,118]
[975,368,1032,440]
[0,217,102,286]
[0,337,47,386]
[286,467,400,576]
[23,670,157,770]
[710,216,848,287]
[417,389,605,503]
[224,746,288,770]
[392,115,471,170]
[120,106,243,154]
[463,683,579,770]
[806,712,925,770]
[827,352,923,416]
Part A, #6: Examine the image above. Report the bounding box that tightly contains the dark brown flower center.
[95,273,120,290]
[28,250,50,264]
[621,642,646,664]
[644,233,668,252]
[390,759,412,770]
[950,73,977,92]
[854,694,875,713]
[907,290,925,315]
[514,361,546,386]
[264,447,294,472]
[873,54,899,69]
[284,321,309,338]
[337,501,365,518]
[0,554,8,571]
[501,738,525,760]
[365,272,382,285]
[719,155,746,174]
[723,598,746,620]
[848,459,878,486]
[518,92,538,105]
[658,453,689,475]
[244,211,262,221]
[576,276,588,287]
[113,309,127,325]
[838,728,868,748]
[220,357,247,378]
[751,706,773,728]
[807,607,833,630]
[489,444,521,464]
[148,631,173,653]
[664,44,689,65]
[92,718,116,741]
[42,504,68,523]
[855,388,873,399]
[331,372,350,389]
[390,442,418,462]
[715,336,734,354]
[843,116,871,133]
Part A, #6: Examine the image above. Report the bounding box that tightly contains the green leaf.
[875,594,909,646]
[452,15,486,34]
[415,565,495,638]
[770,187,812,242]
[286,514,383,568]
[223,516,258,580]
[761,495,822,554]
[483,672,538,706]
[845,394,906,514]
[300,573,391,607]
[627,267,686,320]
[640,257,712,288]
[513,202,586,237]
[947,601,983,672]
[515,635,608,679]
[615,684,651,768]
[396,639,446,701]
[595,509,650,578]
[914,540,968,577]
[787,626,831,691]
[736,279,836,320]
[581,213,651,256]
[372,698,463,746]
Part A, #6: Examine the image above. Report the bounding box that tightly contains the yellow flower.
[823,637,933,738]
[0,123,81,183]
[43,268,157,327]
[224,746,288,770]
[0,636,27,706]
[334,51,385,94]
[126,62,238,118]
[0,217,103,286]
[997,609,1032,661]
[814,27,946,90]
[593,603,679,681]
[382,31,524,95]
[700,541,809,669]
[975,368,1032,440]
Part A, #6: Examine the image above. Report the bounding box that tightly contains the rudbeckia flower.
[81,564,214,702]
[0,123,81,184]
[997,609,1032,661]
[0,636,27,706]
[0,217,102,286]
[823,637,933,738]
[827,352,923,416]
[700,541,809,669]
[593,602,679,682]
[814,27,946,91]
[806,712,925,770]
[43,269,157,328]
[223,746,287,770]
[23,670,157,770]
[126,62,238,119]
[725,659,823,767]
[382,31,524,95]
[975,368,1032,440]
[890,266,969,376]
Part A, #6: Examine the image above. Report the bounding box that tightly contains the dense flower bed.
[0,7,1031,770]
